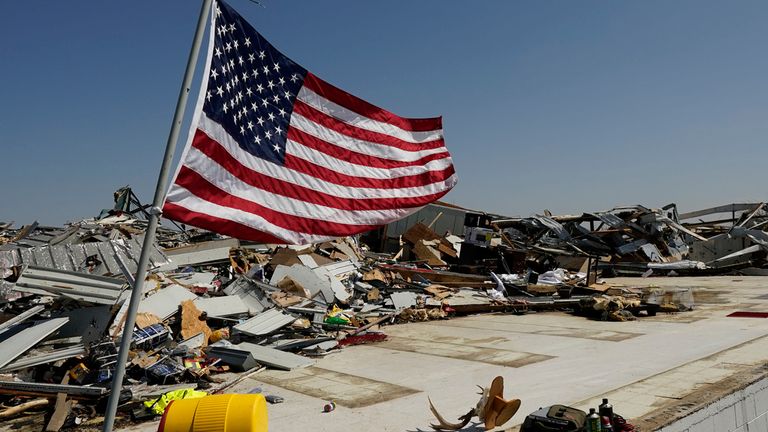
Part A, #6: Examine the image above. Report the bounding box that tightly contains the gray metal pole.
[102,0,212,430]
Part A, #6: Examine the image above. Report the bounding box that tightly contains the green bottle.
[586,408,602,432]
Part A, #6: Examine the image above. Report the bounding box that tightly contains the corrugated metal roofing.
[0,345,85,373]
[0,305,45,334]
[160,238,239,270]
[0,317,69,369]
[194,296,249,318]
[223,277,274,315]
[233,308,296,336]
[13,266,126,305]
[313,260,357,302]
[0,234,169,277]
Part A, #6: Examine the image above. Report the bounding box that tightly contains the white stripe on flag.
[289,112,447,162]
[196,114,458,198]
[297,86,443,143]
[182,146,421,224]
[166,186,336,244]
[285,139,454,179]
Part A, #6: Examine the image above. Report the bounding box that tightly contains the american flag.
[163,0,457,244]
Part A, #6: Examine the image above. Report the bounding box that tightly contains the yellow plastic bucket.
[158,394,268,432]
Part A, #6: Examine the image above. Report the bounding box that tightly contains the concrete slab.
[60,276,768,431]
[378,335,553,367]
[256,366,420,408]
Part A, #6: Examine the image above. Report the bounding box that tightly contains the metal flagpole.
[102,0,213,430]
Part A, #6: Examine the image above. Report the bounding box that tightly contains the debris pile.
[680,202,768,273]
[485,203,768,277]
[4,193,764,428]
[492,204,706,277]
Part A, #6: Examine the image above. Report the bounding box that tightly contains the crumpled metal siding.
[13,266,127,305]
[233,308,296,336]
[0,234,169,277]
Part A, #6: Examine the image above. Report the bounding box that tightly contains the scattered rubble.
[1,192,767,429]
[490,202,768,277]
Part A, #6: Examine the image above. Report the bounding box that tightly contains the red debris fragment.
[338,332,388,346]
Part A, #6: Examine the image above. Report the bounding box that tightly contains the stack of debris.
[492,204,709,277]
[483,202,768,277]
[398,222,460,267]
[680,203,768,273]
[0,191,710,428]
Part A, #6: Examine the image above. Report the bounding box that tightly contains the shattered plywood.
[269,248,304,267]
[424,285,456,300]
[413,240,447,266]
[332,238,364,262]
[271,291,304,308]
[276,276,311,298]
[179,300,211,347]
[363,268,390,284]
[403,223,442,245]
[402,222,457,262]
[134,313,162,330]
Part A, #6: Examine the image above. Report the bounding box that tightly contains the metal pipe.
[101,0,212,430]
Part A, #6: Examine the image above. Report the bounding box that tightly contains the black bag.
[520,404,587,432]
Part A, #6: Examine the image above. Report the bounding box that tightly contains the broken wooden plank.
[413,240,447,267]
[270,291,304,308]
[403,223,442,245]
[379,264,489,284]
[45,375,72,432]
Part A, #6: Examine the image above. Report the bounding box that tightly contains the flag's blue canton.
[203,1,307,165]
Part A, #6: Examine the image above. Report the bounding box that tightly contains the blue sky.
[2,1,766,226]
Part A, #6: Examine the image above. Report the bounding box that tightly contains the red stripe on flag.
[284,154,456,189]
[163,202,288,243]
[172,167,381,236]
[287,127,451,170]
[302,73,442,132]
[190,131,452,210]
[291,100,445,151]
